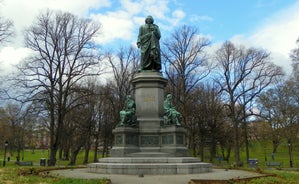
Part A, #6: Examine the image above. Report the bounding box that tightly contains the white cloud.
[91,11,135,44]
[0,47,31,75]
[190,15,213,22]
[143,0,170,19]
[173,10,185,19]
[1,0,110,37]
[0,0,110,72]
[120,0,142,15]
[230,1,299,73]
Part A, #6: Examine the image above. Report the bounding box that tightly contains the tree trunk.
[199,138,204,162]
[69,146,81,166]
[49,146,58,166]
[210,139,216,162]
[102,138,106,157]
[272,140,279,153]
[233,120,241,166]
[191,130,196,157]
[93,139,99,162]
[59,148,63,160]
[63,148,70,160]
[83,143,90,164]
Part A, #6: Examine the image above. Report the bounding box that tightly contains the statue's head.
[145,15,154,24]
[167,94,172,99]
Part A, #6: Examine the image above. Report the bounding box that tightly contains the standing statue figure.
[137,15,161,71]
[163,94,181,126]
[119,95,136,126]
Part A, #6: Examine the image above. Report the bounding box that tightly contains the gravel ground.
[51,168,266,184]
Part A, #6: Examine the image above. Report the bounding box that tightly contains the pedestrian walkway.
[51,168,266,184]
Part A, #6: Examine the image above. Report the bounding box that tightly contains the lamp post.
[3,141,8,167]
[288,143,293,168]
[264,147,267,162]
[22,146,25,161]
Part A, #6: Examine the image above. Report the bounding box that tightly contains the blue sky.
[1,0,299,74]
[189,0,296,41]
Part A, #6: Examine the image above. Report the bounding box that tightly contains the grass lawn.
[0,149,101,167]
[0,149,109,183]
[199,140,299,169]
[245,170,299,184]
[0,167,108,184]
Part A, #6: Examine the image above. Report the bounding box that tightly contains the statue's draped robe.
[137,24,161,70]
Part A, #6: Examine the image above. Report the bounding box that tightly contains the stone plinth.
[110,127,139,157]
[160,125,189,156]
[133,71,167,130]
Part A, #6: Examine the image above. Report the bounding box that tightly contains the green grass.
[197,140,299,169]
[0,167,108,184]
[0,149,101,167]
[244,170,299,184]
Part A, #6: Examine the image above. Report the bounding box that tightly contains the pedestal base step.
[87,157,212,175]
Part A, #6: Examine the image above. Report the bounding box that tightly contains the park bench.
[266,161,282,167]
[16,161,33,166]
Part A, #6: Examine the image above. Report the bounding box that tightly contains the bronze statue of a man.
[119,95,136,126]
[137,15,161,71]
[164,94,181,126]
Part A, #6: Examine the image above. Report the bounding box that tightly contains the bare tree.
[10,10,102,166]
[106,46,139,122]
[257,81,299,153]
[0,16,14,44]
[161,25,210,129]
[0,9,14,82]
[214,41,284,166]
[189,83,227,162]
[290,38,299,76]
[64,83,98,165]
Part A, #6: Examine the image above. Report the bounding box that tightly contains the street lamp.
[3,141,8,167]
[22,146,25,161]
[264,147,267,162]
[288,143,293,168]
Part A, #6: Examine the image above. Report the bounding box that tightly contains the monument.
[88,15,212,175]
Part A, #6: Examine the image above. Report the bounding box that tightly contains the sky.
[0,0,299,74]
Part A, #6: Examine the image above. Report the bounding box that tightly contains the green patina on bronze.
[119,95,137,126]
[163,94,182,126]
[137,15,161,71]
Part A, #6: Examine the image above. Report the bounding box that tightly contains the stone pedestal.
[110,127,139,157]
[88,71,212,174]
[160,125,189,156]
[110,72,189,157]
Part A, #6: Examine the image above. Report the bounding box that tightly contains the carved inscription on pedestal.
[143,96,156,102]
[115,135,123,145]
[125,134,138,145]
[162,134,174,144]
[141,135,159,145]
[176,134,184,145]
